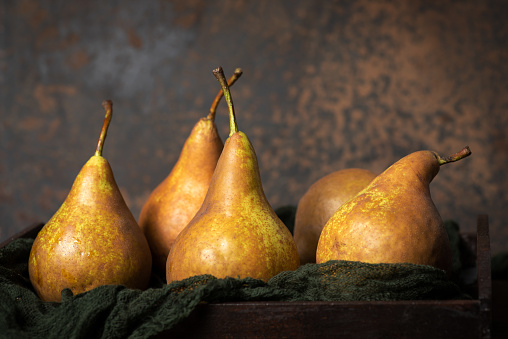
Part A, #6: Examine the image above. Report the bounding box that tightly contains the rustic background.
[1,0,507,255]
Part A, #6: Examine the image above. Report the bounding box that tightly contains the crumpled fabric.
[0,219,471,339]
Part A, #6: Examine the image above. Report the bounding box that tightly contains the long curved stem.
[436,146,472,165]
[95,100,113,156]
[207,68,243,121]
[213,67,238,136]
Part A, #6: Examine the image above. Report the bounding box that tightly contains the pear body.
[166,132,300,283]
[29,156,152,302]
[316,151,452,275]
[294,168,376,264]
[139,117,223,273]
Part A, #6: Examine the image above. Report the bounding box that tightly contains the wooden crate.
[1,215,492,338]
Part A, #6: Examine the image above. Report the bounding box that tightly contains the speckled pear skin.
[28,155,152,302]
[138,117,223,274]
[294,168,377,264]
[166,131,300,283]
[316,150,453,276]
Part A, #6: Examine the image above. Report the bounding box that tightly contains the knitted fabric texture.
[0,219,471,339]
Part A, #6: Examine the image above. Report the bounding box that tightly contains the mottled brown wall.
[1,0,507,254]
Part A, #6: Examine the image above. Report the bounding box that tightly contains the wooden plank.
[161,300,482,338]
[477,214,492,338]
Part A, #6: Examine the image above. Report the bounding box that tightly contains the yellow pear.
[316,147,471,276]
[166,67,300,283]
[29,101,152,302]
[294,168,377,264]
[139,69,242,273]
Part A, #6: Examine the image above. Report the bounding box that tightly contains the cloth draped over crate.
[0,217,473,339]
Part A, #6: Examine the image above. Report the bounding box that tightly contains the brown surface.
[161,301,485,338]
[1,1,507,257]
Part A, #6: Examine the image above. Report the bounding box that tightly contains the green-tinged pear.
[294,168,377,264]
[316,147,471,276]
[28,100,152,302]
[166,67,300,283]
[139,69,242,274]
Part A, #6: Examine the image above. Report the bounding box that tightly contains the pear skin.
[166,67,300,283]
[29,101,152,302]
[316,147,471,276]
[294,168,377,264]
[139,69,242,274]
[139,117,223,273]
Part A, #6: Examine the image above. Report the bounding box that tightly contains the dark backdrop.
[1,0,507,255]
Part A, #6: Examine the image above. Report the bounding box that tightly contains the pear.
[28,100,152,302]
[316,147,471,276]
[139,69,243,274]
[166,67,300,283]
[294,168,377,264]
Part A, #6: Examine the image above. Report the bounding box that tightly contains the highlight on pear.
[138,69,242,274]
[165,67,300,283]
[316,147,471,277]
[28,100,152,302]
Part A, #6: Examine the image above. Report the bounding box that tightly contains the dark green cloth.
[0,219,472,339]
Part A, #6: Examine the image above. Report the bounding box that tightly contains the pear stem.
[213,67,238,136]
[436,146,472,165]
[95,100,113,157]
[207,68,243,121]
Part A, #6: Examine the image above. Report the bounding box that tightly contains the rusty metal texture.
[1,0,507,256]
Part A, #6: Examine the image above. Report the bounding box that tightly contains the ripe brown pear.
[294,168,377,264]
[316,147,472,276]
[139,69,242,273]
[166,67,300,283]
[28,100,152,302]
